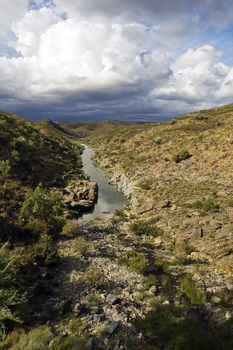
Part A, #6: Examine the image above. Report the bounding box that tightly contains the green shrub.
[136,304,233,350]
[0,244,25,340]
[154,138,163,145]
[227,198,233,207]
[118,250,149,274]
[185,199,219,214]
[73,237,91,257]
[81,267,106,289]
[20,185,65,235]
[174,150,191,163]
[169,119,177,125]
[49,335,87,350]
[129,220,163,237]
[195,114,208,121]
[139,180,152,190]
[10,326,53,350]
[0,160,11,182]
[11,150,20,162]
[62,220,79,237]
[24,219,49,237]
[111,209,128,224]
[154,257,173,274]
[30,234,59,266]
[142,275,157,289]
[180,276,206,305]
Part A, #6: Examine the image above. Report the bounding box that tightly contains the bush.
[81,267,106,289]
[11,150,20,162]
[24,219,49,237]
[73,237,91,257]
[142,275,157,289]
[10,326,53,350]
[30,234,59,266]
[129,220,163,237]
[49,335,87,350]
[20,185,65,235]
[154,257,173,274]
[154,138,163,145]
[180,276,206,305]
[0,160,11,182]
[118,250,149,274]
[136,304,233,350]
[62,220,79,237]
[195,114,208,121]
[0,244,25,340]
[174,150,191,163]
[185,199,219,214]
[139,180,152,190]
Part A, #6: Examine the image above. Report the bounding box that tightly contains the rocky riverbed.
[41,215,233,349]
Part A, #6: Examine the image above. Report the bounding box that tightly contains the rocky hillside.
[63,104,233,343]
[1,107,233,350]
[0,112,99,349]
[81,104,233,292]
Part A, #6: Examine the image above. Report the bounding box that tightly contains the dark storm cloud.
[0,0,233,121]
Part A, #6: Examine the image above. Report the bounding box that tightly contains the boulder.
[57,299,72,315]
[148,285,157,295]
[84,336,98,350]
[103,321,119,336]
[188,252,213,263]
[63,178,98,211]
[106,294,121,305]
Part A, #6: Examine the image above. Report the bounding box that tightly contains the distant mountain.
[37,118,74,137]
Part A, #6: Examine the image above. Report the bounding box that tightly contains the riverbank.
[78,145,126,222]
[1,109,233,350]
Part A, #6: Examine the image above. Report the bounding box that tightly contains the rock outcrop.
[63,178,98,211]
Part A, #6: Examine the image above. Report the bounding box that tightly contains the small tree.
[0,160,11,193]
[174,150,192,163]
[20,185,65,235]
[0,243,24,340]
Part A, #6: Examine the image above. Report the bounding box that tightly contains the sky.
[1,1,233,121]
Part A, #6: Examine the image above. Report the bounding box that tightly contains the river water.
[79,145,126,222]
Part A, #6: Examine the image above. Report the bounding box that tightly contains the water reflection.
[79,145,125,222]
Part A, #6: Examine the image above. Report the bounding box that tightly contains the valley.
[0,106,233,350]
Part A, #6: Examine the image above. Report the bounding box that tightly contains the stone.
[211,296,221,304]
[212,222,222,231]
[74,303,89,316]
[84,336,98,350]
[57,299,72,315]
[136,201,154,214]
[90,306,100,314]
[136,284,144,291]
[189,252,213,263]
[106,294,121,305]
[157,200,172,209]
[148,285,157,295]
[154,237,163,247]
[225,311,231,321]
[93,314,102,323]
[104,321,119,335]
[63,178,98,210]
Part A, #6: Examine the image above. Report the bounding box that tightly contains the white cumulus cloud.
[0,0,233,119]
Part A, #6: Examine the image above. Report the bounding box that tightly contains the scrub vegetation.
[1,105,233,349]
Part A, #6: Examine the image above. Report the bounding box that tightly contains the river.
[79,145,126,222]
